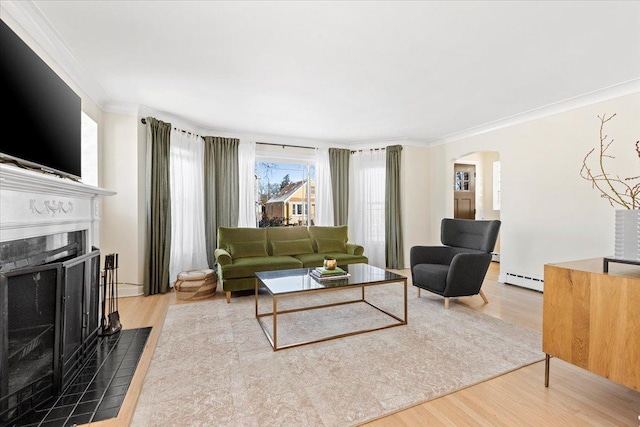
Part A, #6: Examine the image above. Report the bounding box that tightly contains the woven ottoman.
[174,269,217,300]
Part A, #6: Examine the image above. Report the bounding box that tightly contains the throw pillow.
[271,239,314,256]
[315,238,347,254]
[227,241,268,259]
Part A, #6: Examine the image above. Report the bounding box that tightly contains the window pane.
[81,112,98,186]
[493,161,501,210]
[255,161,315,227]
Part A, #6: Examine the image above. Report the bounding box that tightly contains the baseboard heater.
[503,272,544,292]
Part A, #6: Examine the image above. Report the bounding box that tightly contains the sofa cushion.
[309,225,348,241]
[219,256,303,279]
[271,238,314,256]
[315,238,347,254]
[218,227,267,250]
[228,241,268,259]
[294,252,369,268]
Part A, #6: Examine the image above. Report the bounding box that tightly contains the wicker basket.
[174,269,217,300]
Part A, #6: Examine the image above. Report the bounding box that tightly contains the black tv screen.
[0,19,82,180]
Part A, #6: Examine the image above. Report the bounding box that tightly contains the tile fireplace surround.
[0,163,115,425]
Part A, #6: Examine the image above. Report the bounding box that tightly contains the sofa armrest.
[346,243,365,256]
[214,248,232,266]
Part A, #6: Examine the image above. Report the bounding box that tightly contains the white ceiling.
[4,1,640,145]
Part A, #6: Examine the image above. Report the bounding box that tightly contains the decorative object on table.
[174,268,217,300]
[614,209,640,261]
[323,256,337,269]
[310,266,350,281]
[100,253,122,336]
[580,113,639,261]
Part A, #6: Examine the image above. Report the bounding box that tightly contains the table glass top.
[255,263,406,295]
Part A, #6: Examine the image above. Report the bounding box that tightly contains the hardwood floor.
[90,263,640,426]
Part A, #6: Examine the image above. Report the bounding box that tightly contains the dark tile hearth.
[12,328,151,427]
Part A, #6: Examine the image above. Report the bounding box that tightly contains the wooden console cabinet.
[543,258,640,391]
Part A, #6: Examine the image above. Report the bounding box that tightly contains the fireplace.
[0,234,102,426]
[0,164,114,426]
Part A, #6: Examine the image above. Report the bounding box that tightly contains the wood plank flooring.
[89,263,640,426]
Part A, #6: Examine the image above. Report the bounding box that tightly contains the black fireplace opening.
[0,232,100,426]
[4,264,61,418]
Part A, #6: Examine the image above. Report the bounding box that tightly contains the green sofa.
[215,225,368,302]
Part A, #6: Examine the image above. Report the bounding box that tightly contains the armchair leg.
[417,288,421,298]
[479,290,489,304]
[444,297,450,309]
[226,291,231,304]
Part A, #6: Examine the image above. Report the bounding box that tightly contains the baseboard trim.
[118,283,144,297]
[503,272,544,292]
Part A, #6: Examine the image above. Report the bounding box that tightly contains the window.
[81,112,98,186]
[493,161,501,210]
[255,160,315,227]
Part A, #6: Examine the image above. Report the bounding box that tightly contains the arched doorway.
[454,151,501,260]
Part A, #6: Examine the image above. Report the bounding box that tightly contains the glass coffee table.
[255,263,407,351]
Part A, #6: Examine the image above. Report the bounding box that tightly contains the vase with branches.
[580,113,640,262]
[579,113,639,209]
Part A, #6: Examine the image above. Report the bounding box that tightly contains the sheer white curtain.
[314,148,334,226]
[349,149,386,267]
[168,129,209,286]
[238,140,257,227]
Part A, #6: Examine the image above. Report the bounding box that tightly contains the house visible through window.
[255,160,316,227]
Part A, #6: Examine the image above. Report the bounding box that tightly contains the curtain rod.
[141,118,203,138]
[140,119,313,147]
[351,147,386,154]
[256,141,316,150]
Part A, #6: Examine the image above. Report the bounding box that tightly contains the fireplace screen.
[1,263,62,423]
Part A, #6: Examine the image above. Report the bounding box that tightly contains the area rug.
[131,284,543,427]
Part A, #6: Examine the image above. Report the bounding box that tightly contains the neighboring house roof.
[266,180,307,204]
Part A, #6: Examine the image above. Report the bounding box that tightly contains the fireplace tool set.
[100,253,122,336]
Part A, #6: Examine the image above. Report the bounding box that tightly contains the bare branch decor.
[579,113,640,209]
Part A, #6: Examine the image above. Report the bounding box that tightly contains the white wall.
[100,113,144,285]
[427,92,640,286]
[400,146,433,266]
[481,151,501,222]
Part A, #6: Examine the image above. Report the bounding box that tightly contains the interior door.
[454,164,476,219]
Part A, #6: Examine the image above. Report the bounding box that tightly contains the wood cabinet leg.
[545,354,550,387]
[226,291,231,304]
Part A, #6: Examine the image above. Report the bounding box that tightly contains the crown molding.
[428,79,640,147]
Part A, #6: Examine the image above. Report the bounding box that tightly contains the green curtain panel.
[204,136,240,266]
[144,117,172,295]
[385,145,404,269]
[329,148,350,226]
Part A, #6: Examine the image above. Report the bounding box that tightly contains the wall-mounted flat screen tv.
[0,19,82,181]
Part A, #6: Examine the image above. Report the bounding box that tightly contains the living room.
[1,1,639,426]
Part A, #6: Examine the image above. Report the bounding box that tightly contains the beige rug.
[131,284,543,426]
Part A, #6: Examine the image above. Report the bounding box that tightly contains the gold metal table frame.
[255,265,408,351]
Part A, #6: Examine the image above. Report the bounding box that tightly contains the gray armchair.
[410,218,501,309]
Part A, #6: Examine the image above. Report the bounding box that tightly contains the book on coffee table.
[310,267,350,281]
[313,266,346,275]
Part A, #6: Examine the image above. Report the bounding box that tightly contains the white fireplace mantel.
[0,163,116,249]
